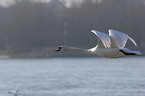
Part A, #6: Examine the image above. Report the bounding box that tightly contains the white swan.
[56,29,141,58]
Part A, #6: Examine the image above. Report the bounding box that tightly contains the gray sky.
[0,0,15,8]
[0,0,85,8]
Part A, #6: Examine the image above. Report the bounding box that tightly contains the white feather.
[109,29,138,48]
[109,29,128,48]
[128,36,138,47]
[91,30,111,48]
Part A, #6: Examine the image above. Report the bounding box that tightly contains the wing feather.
[128,37,138,47]
[109,29,128,48]
[91,30,111,48]
[110,36,120,48]
[109,29,138,48]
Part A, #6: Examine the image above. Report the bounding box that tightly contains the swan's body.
[56,29,141,58]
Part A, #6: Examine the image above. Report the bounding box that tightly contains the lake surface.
[0,57,145,96]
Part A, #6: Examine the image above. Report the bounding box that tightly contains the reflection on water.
[0,57,145,96]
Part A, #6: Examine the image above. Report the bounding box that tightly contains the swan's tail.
[119,48,141,56]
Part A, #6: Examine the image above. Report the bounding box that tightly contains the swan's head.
[55,46,82,52]
[55,46,62,52]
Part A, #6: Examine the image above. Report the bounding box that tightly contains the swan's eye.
[58,47,62,50]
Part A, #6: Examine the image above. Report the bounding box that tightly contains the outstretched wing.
[109,29,138,48]
[109,36,120,48]
[91,30,111,48]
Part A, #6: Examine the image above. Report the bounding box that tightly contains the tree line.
[0,0,145,51]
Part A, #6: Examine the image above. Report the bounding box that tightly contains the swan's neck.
[61,46,89,53]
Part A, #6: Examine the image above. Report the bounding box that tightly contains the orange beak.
[55,48,60,52]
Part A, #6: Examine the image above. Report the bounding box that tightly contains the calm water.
[0,57,145,96]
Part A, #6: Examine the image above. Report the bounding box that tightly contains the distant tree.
[66,0,145,48]
[0,0,145,51]
[0,1,64,50]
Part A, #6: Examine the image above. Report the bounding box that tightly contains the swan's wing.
[97,38,105,48]
[109,29,128,48]
[91,30,111,48]
[109,29,138,48]
[110,36,120,48]
[128,36,138,47]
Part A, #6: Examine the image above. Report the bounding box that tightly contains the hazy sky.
[0,0,15,8]
[0,0,85,8]
[0,0,105,8]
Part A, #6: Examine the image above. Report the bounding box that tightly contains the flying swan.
[56,29,141,58]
